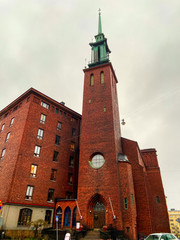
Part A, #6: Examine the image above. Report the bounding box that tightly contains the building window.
[69,156,74,167]
[40,114,46,124]
[37,128,44,140]
[60,110,62,115]
[55,135,60,145]
[1,148,6,160]
[156,196,160,204]
[9,117,15,127]
[70,142,75,151]
[53,151,59,162]
[25,185,34,200]
[57,121,62,131]
[126,227,130,233]
[1,123,5,132]
[56,108,59,114]
[34,145,41,157]
[104,107,106,112]
[71,117,77,122]
[5,132,11,142]
[41,101,49,109]
[68,173,73,185]
[45,210,52,224]
[72,207,77,227]
[56,207,62,228]
[100,71,104,84]
[66,191,73,199]
[47,189,54,202]
[64,207,71,227]
[64,112,66,117]
[30,164,38,177]
[131,194,134,205]
[90,74,94,86]
[72,128,76,136]
[50,169,57,181]
[18,208,32,226]
[90,154,105,169]
[124,198,128,209]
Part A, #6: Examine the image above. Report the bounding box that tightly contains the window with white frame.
[5,132,11,142]
[30,164,38,177]
[25,185,34,200]
[34,145,41,157]
[40,114,46,124]
[1,148,6,160]
[1,123,5,132]
[37,129,44,140]
[10,117,15,127]
[41,101,49,109]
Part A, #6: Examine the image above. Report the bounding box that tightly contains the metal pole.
[56,217,58,240]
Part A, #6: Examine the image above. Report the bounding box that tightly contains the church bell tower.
[77,11,123,229]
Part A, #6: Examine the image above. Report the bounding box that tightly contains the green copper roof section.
[98,9,102,34]
[88,10,111,68]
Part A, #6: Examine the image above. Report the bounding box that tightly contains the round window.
[90,154,105,169]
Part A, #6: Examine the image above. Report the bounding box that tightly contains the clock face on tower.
[89,154,105,169]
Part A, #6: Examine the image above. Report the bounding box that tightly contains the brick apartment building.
[0,13,170,239]
[0,88,81,229]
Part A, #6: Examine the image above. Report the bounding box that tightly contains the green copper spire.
[88,10,111,68]
[98,9,102,34]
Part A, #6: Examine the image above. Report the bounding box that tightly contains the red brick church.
[0,13,170,239]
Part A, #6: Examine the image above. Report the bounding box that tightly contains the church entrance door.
[94,201,105,228]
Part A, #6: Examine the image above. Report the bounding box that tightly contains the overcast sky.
[0,0,180,210]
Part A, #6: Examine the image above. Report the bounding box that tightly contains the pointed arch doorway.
[94,201,105,228]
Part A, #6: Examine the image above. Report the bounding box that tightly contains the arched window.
[100,71,104,84]
[72,207,77,227]
[18,208,32,226]
[64,206,71,227]
[90,74,94,86]
[56,206,62,228]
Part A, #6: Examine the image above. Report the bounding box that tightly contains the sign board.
[55,215,59,222]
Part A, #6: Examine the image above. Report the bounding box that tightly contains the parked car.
[145,233,178,240]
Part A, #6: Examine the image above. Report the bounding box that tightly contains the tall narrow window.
[1,148,6,160]
[53,151,59,162]
[47,189,54,202]
[30,164,38,177]
[72,128,76,136]
[40,114,46,124]
[68,173,73,185]
[56,207,62,228]
[55,135,60,145]
[34,145,41,157]
[131,194,134,205]
[64,207,71,227]
[25,185,34,200]
[72,207,77,227]
[50,169,57,181]
[69,156,74,167]
[156,196,160,204]
[70,142,75,151]
[100,71,104,84]
[124,198,128,209]
[57,121,62,131]
[10,117,15,127]
[1,123,5,132]
[90,74,94,86]
[5,132,11,142]
[37,129,44,140]
[45,210,52,224]
[41,101,49,109]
